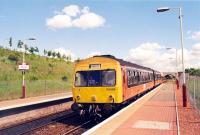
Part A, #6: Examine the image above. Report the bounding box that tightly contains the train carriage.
[71,55,162,117]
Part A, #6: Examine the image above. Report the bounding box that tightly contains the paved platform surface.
[0,92,72,111]
[87,82,178,135]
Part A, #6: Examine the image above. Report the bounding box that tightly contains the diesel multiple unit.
[71,55,162,117]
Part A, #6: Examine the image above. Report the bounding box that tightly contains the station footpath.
[0,92,72,111]
[85,82,178,135]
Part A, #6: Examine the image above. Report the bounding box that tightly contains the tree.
[62,54,66,59]
[9,37,12,48]
[44,49,47,56]
[56,52,61,59]
[17,40,23,49]
[24,44,29,54]
[29,47,35,54]
[47,50,52,57]
[52,51,56,58]
[185,68,200,76]
[34,47,39,53]
[66,56,71,61]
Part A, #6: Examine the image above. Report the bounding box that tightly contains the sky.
[0,0,200,72]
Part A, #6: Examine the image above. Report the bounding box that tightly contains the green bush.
[30,75,38,81]
[8,53,20,64]
[61,76,68,82]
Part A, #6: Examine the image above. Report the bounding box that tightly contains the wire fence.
[187,76,200,112]
[0,80,71,101]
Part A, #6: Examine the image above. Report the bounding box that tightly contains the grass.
[187,77,200,110]
[0,48,74,101]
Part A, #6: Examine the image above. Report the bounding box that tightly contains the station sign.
[19,63,29,70]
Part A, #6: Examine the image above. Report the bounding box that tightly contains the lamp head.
[157,7,170,12]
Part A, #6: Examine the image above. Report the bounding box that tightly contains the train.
[71,55,163,118]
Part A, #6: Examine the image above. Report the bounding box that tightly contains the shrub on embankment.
[0,48,74,100]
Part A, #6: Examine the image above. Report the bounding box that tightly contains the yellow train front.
[71,55,162,118]
[71,55,123,118]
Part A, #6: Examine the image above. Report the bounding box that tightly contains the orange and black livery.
[71,55,162,118]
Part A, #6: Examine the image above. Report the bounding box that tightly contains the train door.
[122,68,127,101]
[153,70,156,87]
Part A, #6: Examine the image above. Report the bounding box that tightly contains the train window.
[137,72,140,82]
[150,73,153,81]
[127,69,139,87]
[102,70,116,86]
[140,72,143,83]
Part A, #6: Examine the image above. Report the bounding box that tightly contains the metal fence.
[0,80,71,101]
[187,76,200,112]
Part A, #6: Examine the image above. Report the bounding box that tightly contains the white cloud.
[191,43,200,58]
[46,5,106,30]
[72,13,105,29]
[125,42,200,72]
[126,42,163,66]
[190,31,200,41]
[46,15,72,29]
[62,5,80,17]
[54,48,76,61]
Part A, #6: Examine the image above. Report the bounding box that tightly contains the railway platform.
[0,92,72,111]
[84,82,179,135]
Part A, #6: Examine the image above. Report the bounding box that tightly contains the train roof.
[93,55,155,72]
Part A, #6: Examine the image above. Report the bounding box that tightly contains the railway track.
[61,121,91,135]
[25,113,97,135]
[0,86,159,135]
[0,109,75,135]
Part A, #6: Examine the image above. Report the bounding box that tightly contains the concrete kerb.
[0,95,72,111]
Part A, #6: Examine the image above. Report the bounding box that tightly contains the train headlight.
[108,95,114,101]
[91,95,96,101]
[76,95,80,100]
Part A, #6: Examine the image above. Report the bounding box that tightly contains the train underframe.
[71,94,140,121]
[71,102,121,121]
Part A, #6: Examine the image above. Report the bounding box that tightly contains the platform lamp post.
[21,38,36,98]
[157,7,187,107]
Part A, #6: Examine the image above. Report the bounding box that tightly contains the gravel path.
[176,84,200,135]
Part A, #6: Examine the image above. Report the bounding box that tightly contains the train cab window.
[102,70,116,86]
[88,71,101,86]
[75,71,87,87]
[75,70,116,87]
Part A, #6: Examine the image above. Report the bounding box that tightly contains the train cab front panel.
[72,57,123,104]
